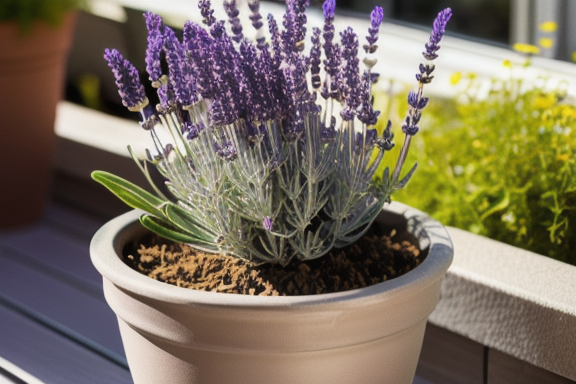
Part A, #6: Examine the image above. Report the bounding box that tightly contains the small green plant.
[0,0,84,33]
[92,0,452,265]
[387,60,576,265]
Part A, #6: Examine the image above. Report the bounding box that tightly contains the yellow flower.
[532,93,556,110]
[513,43,540,55]
[450,71,462,86]
[539,38,554,49]
[502,60,512,68]
[561,106,576,120]
[540,21,558,32]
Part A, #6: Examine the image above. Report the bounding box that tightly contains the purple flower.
[240,40,267,122]
[182,121,203,140]
[339,28,361,121]
[208,30,243,125]
[198,0,216,26]
[164,27,199,107]
[144,12,164,85]
[224,0,243,43]
[402,90,424,136]
[309,27,322,91]
[183,21,214,99]
[156,81,174,111]
[423,8,452,61]
[321,0,340,101]
[267,14,283,65]
[407,90,429,109]
[402,8,451,136]
[214,139,237,161]
[248,0,266,49]
[322,0,335,19]
[376,120,395,150]
[104,48,148,111]
[282,52,313,137]
[356,71,380,125]
[282,0,309,53]
[366,7,384,49]
[263,216,273,231]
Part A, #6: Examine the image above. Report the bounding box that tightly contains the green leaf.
[478,190,510,221]
[394,162,418,191]
[163,203,217,243]
[139,214,219,252]
[91,171,166,218]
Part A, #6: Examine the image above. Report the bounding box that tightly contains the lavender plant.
[93,0,451,265]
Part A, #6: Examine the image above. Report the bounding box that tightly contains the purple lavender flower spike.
[423,8,452,61]
[224,0,244,43]
[144,12,164,86]
[401,8,451,136]
[104,48,148,111]
[248,0,266,49]
[366,7,383,49]
[339,28,361,121]
[183,21,214,99]
[323,0,335,19]
[198,0,216,26]
[309,27,322,91]
[321,0,340,101]
[163,27,199,107]
[282,0,309,53]
[267,14,284,67]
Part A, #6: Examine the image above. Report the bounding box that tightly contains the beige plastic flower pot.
[90,202,453,384]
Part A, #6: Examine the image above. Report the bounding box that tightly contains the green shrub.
[0,0,85,33]
[378,61,576,265]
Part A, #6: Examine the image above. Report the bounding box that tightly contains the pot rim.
[90,202,453,309]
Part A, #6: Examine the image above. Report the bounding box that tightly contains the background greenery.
[377,61,576,265]
[0,0,84,33]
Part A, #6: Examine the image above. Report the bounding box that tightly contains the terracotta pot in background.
[90,203,454,384]
[0,13,76,228]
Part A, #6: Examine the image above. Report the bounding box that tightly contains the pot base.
[118,317,427,384]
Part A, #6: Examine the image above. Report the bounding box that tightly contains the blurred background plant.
[376,59,576,265]
[0,0,86,33]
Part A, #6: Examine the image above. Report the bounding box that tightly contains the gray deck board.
[0,246,125,356]
[0,299,131,384]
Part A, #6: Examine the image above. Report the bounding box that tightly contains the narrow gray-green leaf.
[394,162,418,191]
[139,214,219,252]
[91,171,165,217]
[163,203,217,243]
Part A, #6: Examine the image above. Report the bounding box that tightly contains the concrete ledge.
[430,227,576,381]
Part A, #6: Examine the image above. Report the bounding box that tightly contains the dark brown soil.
[123,231,424,296]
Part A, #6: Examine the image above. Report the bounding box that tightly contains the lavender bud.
[263,216,273,231]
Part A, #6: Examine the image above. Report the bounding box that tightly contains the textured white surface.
[430,227,576,381]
